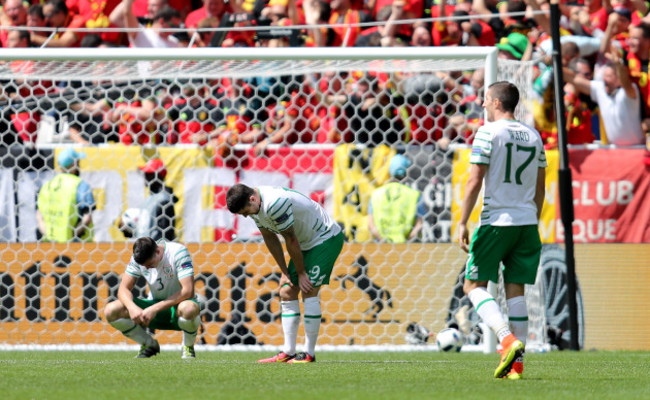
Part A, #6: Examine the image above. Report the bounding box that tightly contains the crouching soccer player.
[104,237,201,359]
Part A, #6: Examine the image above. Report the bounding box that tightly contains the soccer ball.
[436,327,463,352]
[120,208,142,237]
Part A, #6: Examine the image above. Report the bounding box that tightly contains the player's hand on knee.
[298,273,313,294]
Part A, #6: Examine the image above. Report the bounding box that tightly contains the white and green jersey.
[252,186,341,250]
[470,118,547,226]
[125,240,194,301]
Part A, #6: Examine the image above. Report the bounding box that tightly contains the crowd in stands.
[0,0,649,159]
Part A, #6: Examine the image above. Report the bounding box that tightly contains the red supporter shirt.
[66,0,122,43]
[626,52,650,116]
[185,5,230,29]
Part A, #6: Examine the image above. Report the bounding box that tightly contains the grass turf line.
[0,351,648,400]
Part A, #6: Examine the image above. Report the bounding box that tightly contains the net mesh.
[0,49,547,351]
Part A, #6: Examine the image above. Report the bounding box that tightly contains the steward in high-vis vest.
[368,154,425,243]
[37,148,95,242]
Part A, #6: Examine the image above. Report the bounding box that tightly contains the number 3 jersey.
[470,119,547,227]
[125,240,194,301]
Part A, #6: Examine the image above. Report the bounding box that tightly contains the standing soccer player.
[458,81,546,379]
[226,184,345,363]
[104,237,201,359]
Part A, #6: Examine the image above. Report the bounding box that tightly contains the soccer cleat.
[504,361,524,380]
[494,339,524,378]
[181,345,196,359]
[135,339,160,358]
[257,351,295,363]
[287,352,316,363]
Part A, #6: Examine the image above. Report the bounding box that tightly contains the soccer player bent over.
[458,81,546,379]
[104,237,201,359]
[226,184,344,363]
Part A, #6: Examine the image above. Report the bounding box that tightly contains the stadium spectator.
[410,24,432,47]
[0,0,27,47]
[27,4,47,38]
[208,79,259,162]
[111,0,181,48]
[65,0,123,45]
[339,72,404,146]
[226,183,344,364]
[327,0,372,47]
[468,0,505,38]
[185,0,229,29]
[37,148,95,242]
[103,237,202,359]
[449,69,485,142]
[4,29,55,146]
[496,32,531,61]
[30,0,84,48]
[253,88,320,156]
[105,95,167,145]
[458,81,546,380]
[118,158,178,241]
[131,0,191,22]
[626,22,650,126]
[565,53,645,146]
[600,7,632,56]
[193,15,220,47]
[165,82,222,145]
[368,154,425,243]
[564,58,597,145]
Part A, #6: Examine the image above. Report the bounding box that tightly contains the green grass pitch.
[1,351,648,400]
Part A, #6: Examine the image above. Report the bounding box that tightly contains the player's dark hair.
[226,183,256,213]
[133,237,158,265]
[488,81,519,113]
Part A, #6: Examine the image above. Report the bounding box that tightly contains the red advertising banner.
[560,148,650,243]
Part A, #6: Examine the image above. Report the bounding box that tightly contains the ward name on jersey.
[126,240,195,300]
[251,186,342,250]
[470,119,547,226]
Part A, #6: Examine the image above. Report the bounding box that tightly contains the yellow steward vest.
[370,182,420,243]
[37,173,92,242]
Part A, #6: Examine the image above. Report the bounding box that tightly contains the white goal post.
[0,46,547,353]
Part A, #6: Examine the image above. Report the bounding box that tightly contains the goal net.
[0,47,546,352]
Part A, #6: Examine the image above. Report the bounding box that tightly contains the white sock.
[178,316,201,346]
[303,296,322,356]
[110,318,154,345]
[508,296,528,362]
[467,287,512,343]
[281,300,300,355]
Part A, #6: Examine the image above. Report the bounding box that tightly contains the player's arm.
[260,227,290,277]
[117,273,145,324]
[279,225,313,293]
[535,167,546,220]
[141,275,194,325]
[458,163,487,253]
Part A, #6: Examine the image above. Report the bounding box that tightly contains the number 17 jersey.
[470,118,547,227]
